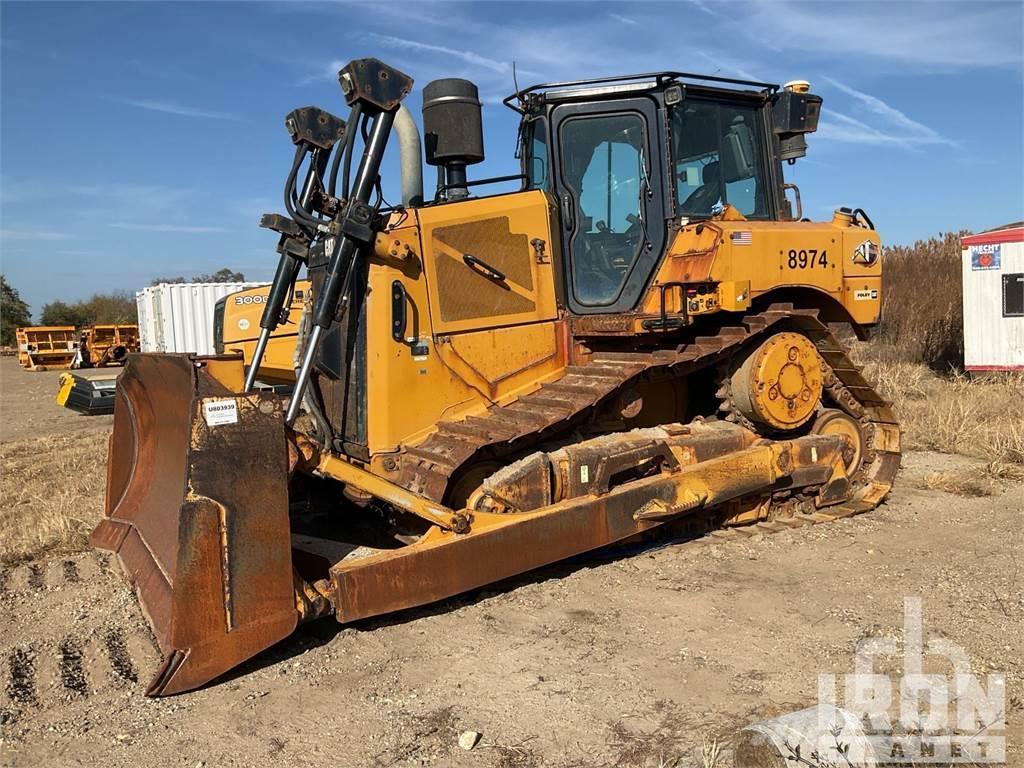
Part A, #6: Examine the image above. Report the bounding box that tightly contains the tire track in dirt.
[58,637,88,697]
[104,628,138,683]
[0,553,159,714]
[6,647,37,705]
[26,564,44,590]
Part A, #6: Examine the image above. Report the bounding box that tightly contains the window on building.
[1004,273,1024,317]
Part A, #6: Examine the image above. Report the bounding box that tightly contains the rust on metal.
[329,425,849,624]
[91,354,297,696]
[397,306,901,508]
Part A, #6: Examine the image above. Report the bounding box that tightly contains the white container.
[136,282,268,355]
[961,224,1024,372]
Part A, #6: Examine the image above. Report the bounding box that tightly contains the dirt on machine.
[91,59,899,696]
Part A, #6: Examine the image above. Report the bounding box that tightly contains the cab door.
[550,96,667,314]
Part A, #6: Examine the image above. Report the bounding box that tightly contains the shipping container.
[137,282,268,355]
[961,223,1024,371]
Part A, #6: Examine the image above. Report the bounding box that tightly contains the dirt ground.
[0,357,114,441]
[0,355,1021,767]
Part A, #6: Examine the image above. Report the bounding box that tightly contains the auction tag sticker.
[203,398,239,427]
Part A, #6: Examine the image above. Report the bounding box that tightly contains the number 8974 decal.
[786,249,828,269]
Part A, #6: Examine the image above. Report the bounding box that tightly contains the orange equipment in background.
[80,324,140,368]
[15,326,78,371]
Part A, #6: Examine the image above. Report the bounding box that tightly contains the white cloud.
[692,50,762,83]
[122,99,242,121]
[369,33,510,74]
[607,13,639,26]
[823,77,952,146]
[0,229,72,241]
[299,59,344,86]
[108,223,228,233]
[744,0,1023,70]
[683,0,721,17]
[815,80,953,149]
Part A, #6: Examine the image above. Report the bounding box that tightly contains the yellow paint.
[417,191,558,335]
[220,282,309,385]
[55,373,75,406]
[202,355,245,392]
[363,201,565,455]
[645,212,882,324]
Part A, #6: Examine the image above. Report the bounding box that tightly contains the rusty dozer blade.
[91,354,298,696]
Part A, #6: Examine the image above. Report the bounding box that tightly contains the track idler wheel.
[811,408,864,475]
[730,332,823,431]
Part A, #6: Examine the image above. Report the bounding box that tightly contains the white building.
[137,281,268,355]
[961,223,1024,371]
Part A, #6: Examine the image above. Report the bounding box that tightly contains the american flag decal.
[731,231,753,245]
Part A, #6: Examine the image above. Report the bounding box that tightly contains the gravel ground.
[0,355,1021,767]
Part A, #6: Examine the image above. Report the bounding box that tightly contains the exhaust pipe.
[394,105,423,207]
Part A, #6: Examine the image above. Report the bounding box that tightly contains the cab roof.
[504,70,778,114]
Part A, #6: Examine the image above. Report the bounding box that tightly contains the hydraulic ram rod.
[285,109,396,425]
[244,149,329,393]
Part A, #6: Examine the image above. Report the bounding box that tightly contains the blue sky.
[1,0,1022,316]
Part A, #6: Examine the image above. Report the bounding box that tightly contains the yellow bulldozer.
[92,59,899,695]
[213,281,310,385]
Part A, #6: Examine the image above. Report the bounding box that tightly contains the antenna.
[512,60,520,98]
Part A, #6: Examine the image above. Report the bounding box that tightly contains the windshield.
[670,98,768,219]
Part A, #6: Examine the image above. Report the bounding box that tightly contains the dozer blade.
[90,354,298,696]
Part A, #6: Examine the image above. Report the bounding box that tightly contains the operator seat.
[681,160,721,215]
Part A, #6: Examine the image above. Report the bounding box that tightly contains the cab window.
[525,119,549,190]
[559,113,647,305]
[671,99,768,218]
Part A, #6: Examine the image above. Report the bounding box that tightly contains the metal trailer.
[15,326,79,370]
[961,223,1024,372]
[136,282,268,355]
[81,324,140,367]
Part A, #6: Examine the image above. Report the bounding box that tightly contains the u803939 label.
[203,398,239,427]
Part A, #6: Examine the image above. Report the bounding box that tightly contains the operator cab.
[510,73,821,315]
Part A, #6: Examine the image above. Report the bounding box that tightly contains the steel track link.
[397,304,902,527]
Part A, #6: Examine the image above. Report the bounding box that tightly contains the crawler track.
[398,304,901,523]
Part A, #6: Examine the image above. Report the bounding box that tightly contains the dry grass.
[855,353,1024,468]
[918,470,997,497]
[875,232,965,369]
[0,431,108,565]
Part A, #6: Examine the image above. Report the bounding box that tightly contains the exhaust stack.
[422,78,484,200]
[394,105,424,207]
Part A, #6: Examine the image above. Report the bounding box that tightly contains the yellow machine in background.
[213,281,309,384]
[92,59,898,696]
[16,326,78,370]
[80,324,139,367]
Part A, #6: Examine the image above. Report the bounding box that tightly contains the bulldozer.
[92,59,900,696]
[212,281,310,385]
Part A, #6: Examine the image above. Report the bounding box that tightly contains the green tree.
[151,267,246,286]
[1,275,32,346]
[195,267,246,283]
[38,291,139,328]
[82,291,138,324]
[40,300,90,328]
